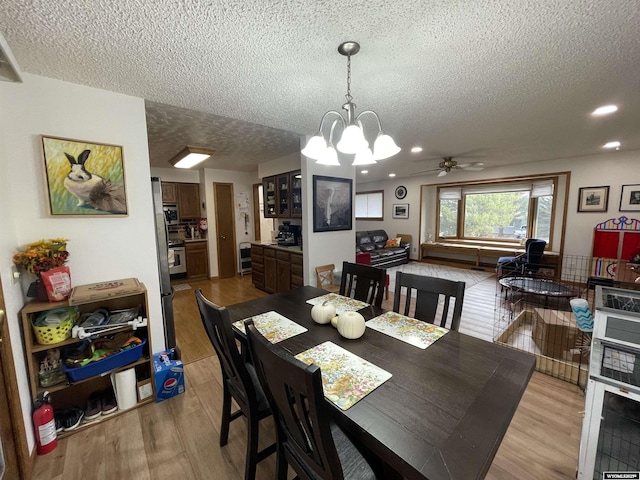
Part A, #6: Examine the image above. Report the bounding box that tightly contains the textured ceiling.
[1,1,639,182]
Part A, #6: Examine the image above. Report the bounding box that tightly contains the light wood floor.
[33,269,585,479]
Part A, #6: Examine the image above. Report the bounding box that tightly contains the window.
[355,190,384,220]
[436,179,555,243]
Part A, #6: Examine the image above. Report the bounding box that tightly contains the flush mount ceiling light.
[169,146,215,169]
[592,105,618,116]
[301,41,400,166]
[603,141,621,150]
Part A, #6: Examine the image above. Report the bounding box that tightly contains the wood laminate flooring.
[33,267,585,479]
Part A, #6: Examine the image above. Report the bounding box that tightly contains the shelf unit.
[20,282,155,439]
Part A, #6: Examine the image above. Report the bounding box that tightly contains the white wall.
[0,74,164,453]
[356,151,640,259]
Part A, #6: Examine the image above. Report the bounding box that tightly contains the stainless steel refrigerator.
[151,177,176,349]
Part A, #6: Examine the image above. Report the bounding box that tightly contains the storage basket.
[62,338,146,382]
[32,307,78,345]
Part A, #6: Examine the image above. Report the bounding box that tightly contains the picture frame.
[619,184,640,212]
[577,186,609,213]
[313,175,353,232]
[393,203,409,219]
[42,135,128,216]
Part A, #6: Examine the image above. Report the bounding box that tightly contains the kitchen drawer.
[276,251,290,261]
[251,253,264,265]
[264,248,276,258]
[252,263,264,274]
[291,264,303,277]
[252,245,264,256]
[252,272,264,288]
[290,253,303,265]
[291,275,303,288]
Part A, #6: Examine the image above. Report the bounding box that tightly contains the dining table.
[227,285,536,480]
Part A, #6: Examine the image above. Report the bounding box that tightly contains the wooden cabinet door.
[264,256,277,293]
[186,242,209,280]
[276,173,290,217]
[178,183,201,219]
[161,182,177,203]
[276,260,291,292]
[263,176,276,218]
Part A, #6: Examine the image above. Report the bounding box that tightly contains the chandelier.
[301,41,400,166]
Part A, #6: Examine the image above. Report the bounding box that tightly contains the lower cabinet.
[186,241,209,280]
[252,244,302,293]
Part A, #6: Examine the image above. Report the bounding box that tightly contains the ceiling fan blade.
[437,170,448,177]
[460,162,485,171]
[464,166,485,171]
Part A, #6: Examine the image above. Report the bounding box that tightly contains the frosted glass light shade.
[352,147,376,166]
[317,145,340,165]
[372,134,401,160]
[336,125,368,154]
[301,135,327,160]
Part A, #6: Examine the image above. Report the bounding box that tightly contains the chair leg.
[275,442,288,480]
[244,415,260,480]
[219,382,232,446]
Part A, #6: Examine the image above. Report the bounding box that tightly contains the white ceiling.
[1,1,639,182]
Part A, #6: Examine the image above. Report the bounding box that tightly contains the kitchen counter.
[251,241,302,254]
[185,239,206,243]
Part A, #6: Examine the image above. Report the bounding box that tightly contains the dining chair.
[194,289,275,480]
[339,261,387,307]
[392,271,466,331]
[355,253,390,299]
[315,264,340,293]
[245,321,383,480]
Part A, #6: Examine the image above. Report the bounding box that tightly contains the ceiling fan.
[413,156,485,177]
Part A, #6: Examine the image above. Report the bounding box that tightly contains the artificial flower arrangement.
[13,238,71,301]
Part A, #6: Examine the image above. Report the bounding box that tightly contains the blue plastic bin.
[62,339,146,382]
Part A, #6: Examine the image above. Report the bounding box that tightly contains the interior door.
[214,183,237,278]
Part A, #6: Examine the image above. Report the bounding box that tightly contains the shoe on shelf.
[101,388,118,416]
[83,391,102,422]
[54,410,65,434]
[63,407,84,431]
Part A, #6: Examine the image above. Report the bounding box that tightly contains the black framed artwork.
[312,175,353,232]
[577,186,609,213]
[620,184,640,212]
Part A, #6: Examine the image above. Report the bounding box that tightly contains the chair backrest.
[392,271,465,330]
[525,239,547,269]
[315,264,337,290]
[194,289,258,412]
[339,261,386,307]
[245,322,343,480]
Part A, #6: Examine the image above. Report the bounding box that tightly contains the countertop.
[251,241,303,254]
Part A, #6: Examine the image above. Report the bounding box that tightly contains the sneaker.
[63,407,84,431]
[83,391,102,422]
[54,410,65,434]
[101,388,118,416]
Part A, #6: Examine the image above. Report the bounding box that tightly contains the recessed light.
[603,141,621,149]
[411,147,423,153]
[592,105,618,116]
[388,173,396,177]
[360,170,368,174]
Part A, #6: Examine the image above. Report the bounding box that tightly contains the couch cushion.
[360,243,375,252]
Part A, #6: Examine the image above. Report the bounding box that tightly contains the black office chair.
[245,321,383,480]
[339,261,386,308]
[392,271,466,331]
[194,289,275,480]
[496,238,547,278]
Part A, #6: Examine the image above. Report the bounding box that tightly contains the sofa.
[356,230,411,268]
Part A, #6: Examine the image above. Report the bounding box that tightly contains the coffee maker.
[276,221,301,247]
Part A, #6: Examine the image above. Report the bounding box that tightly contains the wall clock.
[395,185,407,199]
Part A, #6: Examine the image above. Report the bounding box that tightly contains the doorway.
[252,183,275,243]
[213,182,237,278]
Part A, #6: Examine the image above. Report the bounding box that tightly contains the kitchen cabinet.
[178,183,201,219]
[277,173,290,218]
[290,170,302,218]
[263,176,276,218]
[161,182,177,204]
[262,170,302,219]
[185,240,209,280]
[19,281,155,439]
[251,244,302,293]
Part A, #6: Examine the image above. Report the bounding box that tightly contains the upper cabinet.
[161,182,201,220]
[263,170,302,219]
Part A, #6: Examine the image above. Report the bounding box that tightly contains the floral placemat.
[306,293,369,315]
[232,311,307,343]
[295,341,392,410]
[366,311,448,349]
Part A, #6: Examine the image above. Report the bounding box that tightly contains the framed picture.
[393,203,409,219]
[619,184,640,212]
[42,135,128,216]
[313,175,352,232]
[577,186,609,212]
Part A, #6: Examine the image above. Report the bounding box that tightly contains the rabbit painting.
[63,149,126,214]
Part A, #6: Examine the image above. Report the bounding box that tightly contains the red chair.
[355,253,390,299]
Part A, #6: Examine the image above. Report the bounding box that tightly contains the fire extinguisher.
[33,391,57,455]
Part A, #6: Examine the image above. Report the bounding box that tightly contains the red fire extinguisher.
[33,391,57,455]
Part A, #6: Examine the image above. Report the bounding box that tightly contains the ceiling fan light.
[301,134,327,160]
[352,147,376,166]
[337,124,368,154]
[316,145,340,166]
[372,133,401,160]
[437,170,448,177]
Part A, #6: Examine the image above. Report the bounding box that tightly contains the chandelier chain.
[345,54,353,103]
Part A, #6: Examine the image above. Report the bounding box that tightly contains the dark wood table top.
[228,286,535,480]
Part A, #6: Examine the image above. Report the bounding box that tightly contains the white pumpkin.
[331,315,339,328]
[311,301,336,324]
[337,311,366,339]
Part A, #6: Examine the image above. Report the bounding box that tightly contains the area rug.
[386,262,493,292]
[172,283,192,292]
